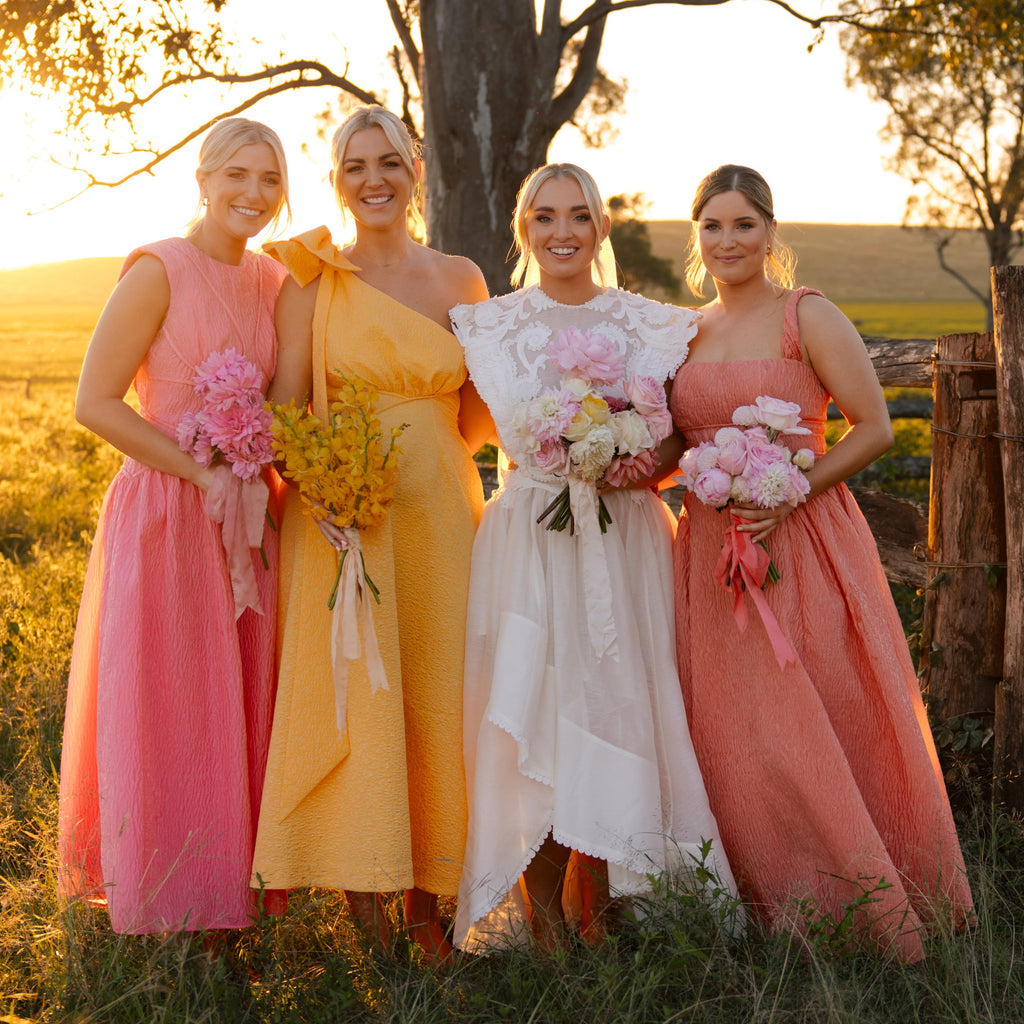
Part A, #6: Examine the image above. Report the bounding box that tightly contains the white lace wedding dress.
[450,285,740,951]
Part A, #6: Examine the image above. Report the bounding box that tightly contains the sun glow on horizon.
[1,1,913,272]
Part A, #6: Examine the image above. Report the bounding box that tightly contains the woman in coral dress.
[251,105,491,962]
[58,118,290,933]
[671,164,974,961]
[450,163,738,953]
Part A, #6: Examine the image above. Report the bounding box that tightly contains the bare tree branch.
[385,0,422,85]
[550,20,606,130]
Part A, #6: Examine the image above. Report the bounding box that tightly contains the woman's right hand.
[313,513,349,552]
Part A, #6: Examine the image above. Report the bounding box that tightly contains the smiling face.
[524,176,605,290]
[334,125,417,229]
[197,142,283,246]
[697,190,774,287]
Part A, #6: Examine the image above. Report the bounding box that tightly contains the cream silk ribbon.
[330,527,390,734]
[205,464,268,619]
[567,476,619,661]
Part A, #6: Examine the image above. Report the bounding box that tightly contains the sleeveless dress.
[57,237,287,933]
[671,287,974,962]
[251,227,483,895]
[450,285,740,951]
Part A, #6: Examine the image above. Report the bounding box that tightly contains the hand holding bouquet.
[511,326,674,534]
[270,376,407,732]
[675,396,816,667]
[178,347,275,617]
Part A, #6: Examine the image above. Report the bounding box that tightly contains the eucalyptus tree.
[840,1,1024,325]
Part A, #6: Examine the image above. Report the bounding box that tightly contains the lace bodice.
[451,286,698,470]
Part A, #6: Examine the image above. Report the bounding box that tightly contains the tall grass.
[2,377,1022,1022]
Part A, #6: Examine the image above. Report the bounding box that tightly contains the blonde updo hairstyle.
[330,104,425,235]
[684,164,796,298]
[510,162,609,288]
[190,117,291,235]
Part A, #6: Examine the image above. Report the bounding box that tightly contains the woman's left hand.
[731,502,796,543]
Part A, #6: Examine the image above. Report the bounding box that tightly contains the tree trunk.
[992,266,1024,811]
[419,0,577,293]
[920,332,1004,726]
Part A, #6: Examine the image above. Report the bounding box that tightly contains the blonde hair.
[189,118,291,235]
[330,105,425,235]
[684,164,796,298]
[510,163,608,288]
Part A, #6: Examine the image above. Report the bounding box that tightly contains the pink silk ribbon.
[205,464,267,619]
[713,517,798,669]
[330,527,389,735]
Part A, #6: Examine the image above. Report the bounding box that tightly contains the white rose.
[610,409,654,456]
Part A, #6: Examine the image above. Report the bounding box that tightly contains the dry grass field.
[1,238,1020,1023]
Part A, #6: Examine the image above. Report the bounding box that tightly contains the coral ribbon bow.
[205,465,267,619]
[330,527,389,735]
[713,518,798,669]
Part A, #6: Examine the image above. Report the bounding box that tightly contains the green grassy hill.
[0,256,121,306]
[0,226,995,339]
[647,222,993,304]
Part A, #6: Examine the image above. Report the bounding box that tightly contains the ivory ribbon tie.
[568,476,619,660]
[713,517,798,669]
[331,527,389,734]
[205,464,267,618]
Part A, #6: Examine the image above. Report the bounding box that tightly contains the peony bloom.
[548,326,626,385]
[694,468,732,506]
[792,447,815,471]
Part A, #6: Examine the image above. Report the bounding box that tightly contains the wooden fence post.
[992,266,1024,811]
[921,333,1005,725]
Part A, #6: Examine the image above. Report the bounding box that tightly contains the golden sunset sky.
[0,0,910,271]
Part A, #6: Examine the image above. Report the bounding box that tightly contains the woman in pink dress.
[58,118,290,934]
[671,164,973,961]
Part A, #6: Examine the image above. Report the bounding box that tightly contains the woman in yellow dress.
[252,105,491,962]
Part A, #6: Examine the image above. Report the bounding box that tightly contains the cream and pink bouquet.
[675,395,815,667]
[177,347,275,617]
[511,326,674,533]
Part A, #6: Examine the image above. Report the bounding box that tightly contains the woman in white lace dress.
[449,163,739,953]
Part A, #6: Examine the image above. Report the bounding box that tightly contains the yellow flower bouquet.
[270,377,407,733]
[270,376,406,608]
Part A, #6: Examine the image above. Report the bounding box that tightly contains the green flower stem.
[327,548,348,610]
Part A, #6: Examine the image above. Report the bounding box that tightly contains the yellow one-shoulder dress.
[252,227,484,895]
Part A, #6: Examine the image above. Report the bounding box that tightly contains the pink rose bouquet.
[675,396,816,667]
[511,326,673,534]
[178,348,275,617]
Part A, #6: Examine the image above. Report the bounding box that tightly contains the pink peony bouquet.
[178,348,275,615]
[177,347,275,481]
[675,396,816,667]
[511,326,674,533]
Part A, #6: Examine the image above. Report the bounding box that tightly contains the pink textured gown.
[58,237,287,933]
[671,288,973,961]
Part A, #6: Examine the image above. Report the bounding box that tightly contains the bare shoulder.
[278,270,320,308]
[120,252,170,295]
[422,246,489,302]
[796,291,857,335]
